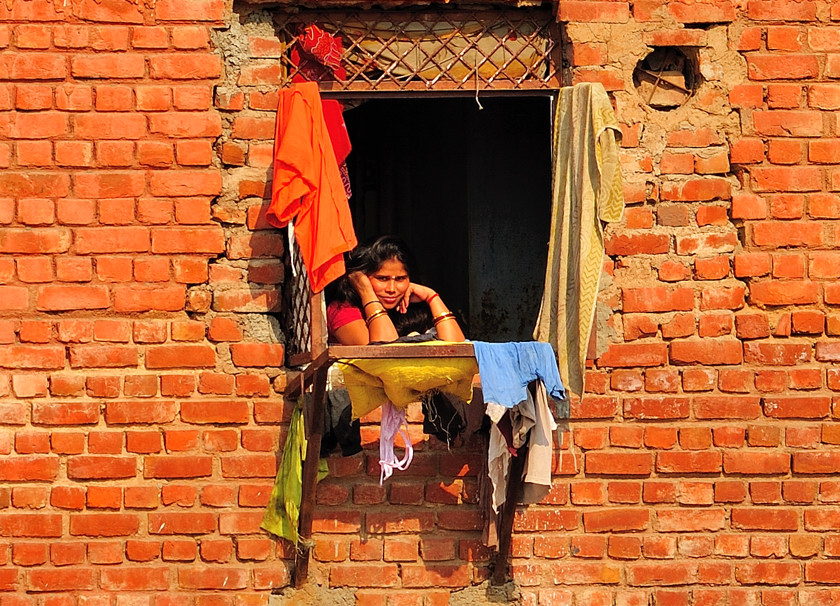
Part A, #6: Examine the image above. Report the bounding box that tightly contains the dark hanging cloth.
[421,391,466,447]
[320,388,362,457]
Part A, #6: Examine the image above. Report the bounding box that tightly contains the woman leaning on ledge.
[325,235,465,345]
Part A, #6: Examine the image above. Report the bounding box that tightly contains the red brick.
[718,368,752,392]
[623,287,693,312]
[604,233,670,256]
[220,454,276,479]
[14,431,50,454]
[655,449,722,473]
[101,567,170,591]
[27,568,97,592]
[557,1,630,22]
[694,396,761,419]
[695,206,728,226]
[660,152,693,175]
[148,511,216,535]
[180,400,249,424]
[124,487,160,510]
[659,314,694,340]
[751,166,822,192]
[150,227,224,253]
[69,513,140,537]
[700,286,744,310]
[661,178,731,202]
[145,456,213,479]
[133,256,170,282]
[208,316,242,342]
[585,453,652,477]
[749,0,816,21]
[170,320,204,342]
[0,454,58,482]
[73,226,149,254]
[149,112,221,138]
[197,372,233,395]
[126,430,162,453]
[809,84,840,110]
[665,127,723,147]
[221,142,245,165]
[751,221,822,248]
[138,141,174,167]
[172,257,209,284]
[146,345,215,369]
[748,54,819,80]
[695,152,729,175]
[104,401,177,424]
[229,343,285,367]
[669,339,742,365]
[149,171,222,197]
[95,256,132,282]
[735,561,800,586]
[580,509,648,534]
[0,286,29,311]
[723,451,791,475]
[50,431,85,454]
[16,257,53,283]
[160,375,195,397]
[69,345,138,368]
[730,139,765,164]
[114,285,185,312]
[731,508,799,531]
[749,280,819,306]
[67,456,135,480]
[155,0,226,21]
[626,562,698,587]
[31,402,98,425]
[744,341,810,365]
[656,509,725,532]
[227,233,285,260]
[0,345,65,369]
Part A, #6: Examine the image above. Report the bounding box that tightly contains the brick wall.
[2,0,840,604]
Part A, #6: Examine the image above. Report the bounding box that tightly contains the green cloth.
[261,400,328,543]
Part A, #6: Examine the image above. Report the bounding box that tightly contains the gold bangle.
[433,312,456,325]
[365,309,388,326]
[363,300,382,310]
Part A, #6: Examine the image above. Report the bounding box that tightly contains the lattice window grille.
[285,235,312,359]
[274,9,561,93]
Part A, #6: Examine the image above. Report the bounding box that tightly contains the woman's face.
[369,258,409,310]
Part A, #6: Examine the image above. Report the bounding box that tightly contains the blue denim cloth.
[471,341,565,408]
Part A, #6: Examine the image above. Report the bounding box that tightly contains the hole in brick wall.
[633,47,698,110]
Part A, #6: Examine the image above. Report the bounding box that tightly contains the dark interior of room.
[343,95,553,341]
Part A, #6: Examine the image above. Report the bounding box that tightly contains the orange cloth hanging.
[267,82,357,292]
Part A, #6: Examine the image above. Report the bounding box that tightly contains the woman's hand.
[347,271,375,299]
[399,282,437,313]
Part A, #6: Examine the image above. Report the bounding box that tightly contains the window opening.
[344,95,553,341]
[277,8,560,361]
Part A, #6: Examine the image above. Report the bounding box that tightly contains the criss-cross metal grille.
[274,9,561,93]
[286,235,313,360]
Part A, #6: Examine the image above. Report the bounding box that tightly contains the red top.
[326,300,363,342]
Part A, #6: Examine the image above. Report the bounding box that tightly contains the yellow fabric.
[337,343,478,419]
[533,82,624,397]
[261,400,328,543]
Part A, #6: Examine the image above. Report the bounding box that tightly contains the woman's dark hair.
[326,235,432,336]
[348,235,419,278]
